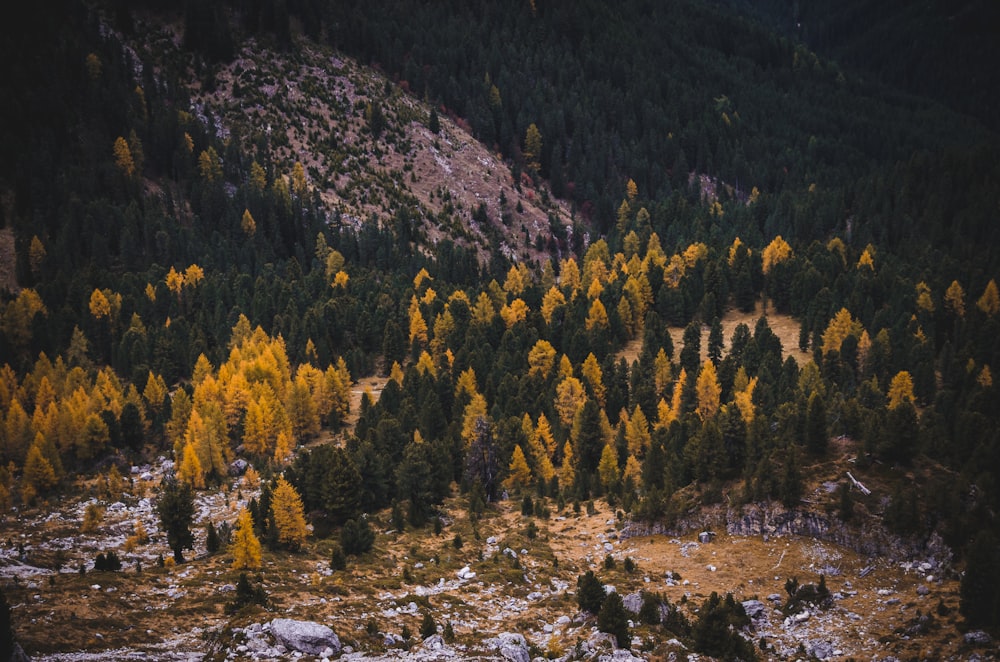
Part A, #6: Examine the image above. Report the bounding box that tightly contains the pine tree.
[341,518,375,556]
[271,476,308,551]
[156,478,195,563]
[205,521,221,555]
[597,591,630,648]
[577,570,606,614]
[805,392,827,456]
[231,507,262,570]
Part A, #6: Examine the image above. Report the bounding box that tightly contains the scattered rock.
[964,631,992,647]
[916,585,930,596]
[622,592,643,615]
[698,531,714,543]
[742,600,767,620]
[807,640,834,660]
[485,632,530,662]
[229,458,248,476]
[270,618,341,655]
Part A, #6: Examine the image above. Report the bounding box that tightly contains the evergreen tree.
[156,477,195,563]
[805,392,827,456]
[206,521,221,555]
[341,518,375,556]
[960,529,1000,629]
[577,570,606,614]
[597,591,630,648]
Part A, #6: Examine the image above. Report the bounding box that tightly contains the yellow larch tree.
[241,209,256,237]
[528,340,557,379]
[761,235,793,275]
[503,263,531,296]
[581,353,606,406]
[915,282,935,313]
[408,296,428,348]
[23,438,57,495]
[821,308,863,355]
[695,361,721,420]
[286,373,320,441]
[461,393,489,447]
[598,443,620,490]
[944,280,966,318]
[857,245,875,270]
[471,291,496,326]
[89,288,111,320]
[231,507,262,570]
[554,376,587,428]
[540,286,566,325]
[887,371,915,410]
[654,348,673,398]
[535,413,557,458]
[558,441,575,493]
[271,476,308,550]
[415,350,437,376]
[503,445,532,492]
[976,279,998,317]
[455,367,479,401]
[113,136,135,178]
[178,440,205,489]
[585,299,609,331]
[500,298,529,328]
[625,405,651,457]
[559,257,582,298]
[733,372,758,424]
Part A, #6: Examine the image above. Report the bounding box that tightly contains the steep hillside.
[1,2,999,660]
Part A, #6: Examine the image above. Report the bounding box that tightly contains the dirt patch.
[618,303,811,368]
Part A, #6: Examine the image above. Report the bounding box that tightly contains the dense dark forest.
[1,0,999,633]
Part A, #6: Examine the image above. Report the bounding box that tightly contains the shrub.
[330,543,347,571]
[419,611,437,639]
[226,572,267,614]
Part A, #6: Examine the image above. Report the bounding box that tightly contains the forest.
[1,0,999,649]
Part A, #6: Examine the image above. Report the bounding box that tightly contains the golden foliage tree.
[241,209,256,237]
[581,353,606,406]
[113,136,135,178]
[598,443,620,489]
[528,340,557,379]
[540,286,566,325]
[231,507,262,570]
[503,444,532,492]
[761,235,793,275]
[500,298,529,328]
[554,376,587,428]
[271,476,309,550]
[625,405,652,457]
[821,308,863,355]
[887,371,915,410]
[524,123,542,171]
[585,299,609,331]
[695,360,721,420]
[977,279,999,317]
[944,280,966,318]
[178,440,205,489]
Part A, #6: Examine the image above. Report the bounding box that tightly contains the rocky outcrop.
[484,632,529,662]
[270,618,341,655]
[621,501,953,565]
